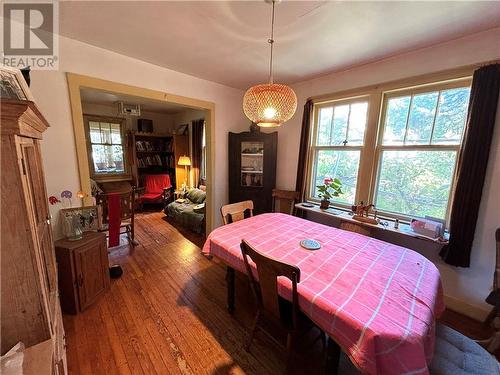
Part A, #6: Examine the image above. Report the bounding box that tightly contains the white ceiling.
[80,88,191,114]
[60,1,500,90]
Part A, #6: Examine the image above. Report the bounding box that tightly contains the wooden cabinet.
[228,130,277,214]
[1,99,66,372]
[55,232,110,314]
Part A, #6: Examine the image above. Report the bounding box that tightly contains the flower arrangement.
[317,178,343,209]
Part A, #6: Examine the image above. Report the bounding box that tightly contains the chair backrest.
[495,228,500,290]
[240,239,300,326]
[144,174,171,194]
[220,200,254,225]
[272,189,300,215]
[96,189,136,227]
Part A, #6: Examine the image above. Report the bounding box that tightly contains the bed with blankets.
[165,188,206,233]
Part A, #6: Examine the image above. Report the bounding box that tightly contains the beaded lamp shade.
[243,0,297,128]
[243,83,297,127]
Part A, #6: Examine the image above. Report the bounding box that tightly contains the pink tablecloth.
[202,213,445,375]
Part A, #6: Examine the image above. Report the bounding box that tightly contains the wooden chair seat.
[240,240,325,373]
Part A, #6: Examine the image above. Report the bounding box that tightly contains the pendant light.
[243,0,297,127]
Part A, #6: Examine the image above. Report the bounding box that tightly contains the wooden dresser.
[1,99,67,374]
[55,232,110,314]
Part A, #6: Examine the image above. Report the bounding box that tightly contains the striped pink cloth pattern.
[202,213,445,375]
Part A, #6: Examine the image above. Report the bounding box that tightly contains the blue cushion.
[337,323,500,375]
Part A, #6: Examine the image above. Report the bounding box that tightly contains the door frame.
[66,73,216,232]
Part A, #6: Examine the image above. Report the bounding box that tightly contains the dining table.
[202,213,445,375]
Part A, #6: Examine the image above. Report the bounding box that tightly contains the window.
[374,84,470,220]
[310,98,369,204]
[84,116,128,179]
[306,76,471,224]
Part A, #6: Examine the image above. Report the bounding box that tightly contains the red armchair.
[139,174,172,207]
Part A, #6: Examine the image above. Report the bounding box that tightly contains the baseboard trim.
[444,294,493,322]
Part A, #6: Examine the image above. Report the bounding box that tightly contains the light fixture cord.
[268,0,275,84]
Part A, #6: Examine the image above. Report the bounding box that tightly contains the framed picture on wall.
[60,206,99,232]
[0,66,34,101]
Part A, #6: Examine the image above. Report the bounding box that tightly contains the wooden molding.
[66,73,216,232]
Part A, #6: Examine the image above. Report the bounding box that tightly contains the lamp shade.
[178,155,191,166]
[243,83,297,127]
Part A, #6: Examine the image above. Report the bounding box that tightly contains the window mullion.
[344,104,352,146]
[429,91,441,145]
[402,95,413,144]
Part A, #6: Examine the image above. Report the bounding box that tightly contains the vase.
[320,199,330,210]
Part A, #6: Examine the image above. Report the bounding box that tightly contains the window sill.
[295,202,449,245]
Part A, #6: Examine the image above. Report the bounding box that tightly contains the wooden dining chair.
[339,221,372,237]
[240,239,302,372]
[220,200,254,225]
[96,188,139,246]
[272,189,300,216]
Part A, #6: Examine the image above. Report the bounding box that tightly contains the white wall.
[30,36,248,235]
[271,27,500,320]
[81,102,177,133]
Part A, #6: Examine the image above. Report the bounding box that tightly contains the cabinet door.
[18,137,58,327]
[74,239,109,311]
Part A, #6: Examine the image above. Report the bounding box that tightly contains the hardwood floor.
[63,212,324,375]
[63,211,496,374]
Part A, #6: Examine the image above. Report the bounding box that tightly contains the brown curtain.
[295,100,314,201]
[191,119,204,187]
[440,64,500,267]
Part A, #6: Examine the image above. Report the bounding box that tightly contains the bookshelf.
[129,132,188,189]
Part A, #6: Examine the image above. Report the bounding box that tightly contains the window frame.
[83,115,130,182]
[306,95,372,208]
[305,74,472,226]
[369,78,471,223]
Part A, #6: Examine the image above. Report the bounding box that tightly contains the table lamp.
[178,155,191,190]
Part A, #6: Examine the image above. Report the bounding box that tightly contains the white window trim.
[83,114,130,182]
[306,74,472,225]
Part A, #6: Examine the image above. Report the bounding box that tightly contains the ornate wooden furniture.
[228,129,277,214]
[96,188,138,245]
[220,200,254,225]
[55,232,110,314]
[240,240,301,371]
[1,99,67,373]
[272,189,300,215]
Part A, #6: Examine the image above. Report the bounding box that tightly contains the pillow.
[187,188,206,204]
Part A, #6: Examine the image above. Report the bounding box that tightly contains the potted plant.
[317,178,343,209]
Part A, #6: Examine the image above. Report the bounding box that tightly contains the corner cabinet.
[228,130,277,214]
[1,99,67,373]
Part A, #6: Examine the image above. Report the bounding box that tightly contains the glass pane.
[406,92,439,144]
[241,142,264,187]
[331,105,349,145]
[313,150,360,204]
[110,123,122,144]
[92,145,123,174]
[100,123,111,144]
[112,145,125,173]
[375,150,457,219]
[432,87,470,144]
[382,96,411,145]
[317,107,333,146]
[347,102,368,145]
[89,121,101,143]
